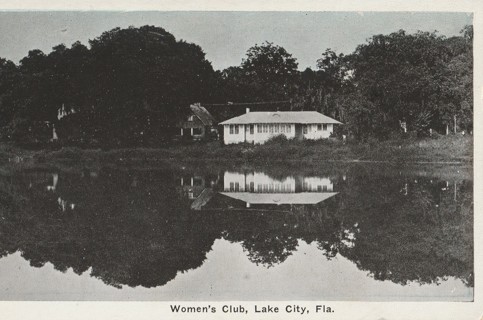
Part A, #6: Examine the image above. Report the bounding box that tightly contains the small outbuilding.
[219,110,341,145]
[179,103,217,140]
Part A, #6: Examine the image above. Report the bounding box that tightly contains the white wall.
[302,177,333,192]
[303,123,333,140]
[249,172,296,193]
[223,171,296,193]
[223,171,246,191]
[252,124,295,144]
[224,123,296,145]
[224,123,334,144]
[223,124,246,144]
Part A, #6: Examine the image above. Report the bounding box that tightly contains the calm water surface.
[0,163,473,300]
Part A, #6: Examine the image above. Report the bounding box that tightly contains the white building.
[220,171,337,207]
[219,110,342,145]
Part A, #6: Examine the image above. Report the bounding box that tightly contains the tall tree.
[222,41,298,106]
[341,29,472,138]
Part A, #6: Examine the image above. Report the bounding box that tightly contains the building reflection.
[0,166,473,291]
[187,171,338,210]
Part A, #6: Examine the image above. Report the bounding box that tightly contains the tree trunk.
[454,115,457,134]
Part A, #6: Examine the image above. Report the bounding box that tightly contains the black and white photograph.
[0,2,480,319]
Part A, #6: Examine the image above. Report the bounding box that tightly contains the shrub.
[264,135,291,145]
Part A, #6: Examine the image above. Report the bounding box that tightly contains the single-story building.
[179,103,217,140]
[220,171,337,207]
[219,109,341,144]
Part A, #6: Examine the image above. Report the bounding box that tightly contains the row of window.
[228,182,295,192]
[257,124,292,134]
[229,124,329,134]
[227,182,329,192]
[230,124,290,134]
[229,125,240,134]
[304,124,328,134]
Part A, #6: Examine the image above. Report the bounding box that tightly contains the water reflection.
[0,163,473,299]
[218,172,337,209]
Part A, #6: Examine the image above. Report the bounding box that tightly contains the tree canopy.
[0,25,473,145]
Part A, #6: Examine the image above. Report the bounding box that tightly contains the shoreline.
[0,135,473,167]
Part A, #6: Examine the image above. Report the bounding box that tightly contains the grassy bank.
[0,134,473,166]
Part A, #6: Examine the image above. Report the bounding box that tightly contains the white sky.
[0,11,473,71]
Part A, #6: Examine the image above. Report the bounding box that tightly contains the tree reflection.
[0,165,473,289]
[0,169,220,288]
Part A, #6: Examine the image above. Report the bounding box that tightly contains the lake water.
[0,162,473,301]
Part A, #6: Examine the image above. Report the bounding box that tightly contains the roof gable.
[219,111,342,125]
[190,104,216,126]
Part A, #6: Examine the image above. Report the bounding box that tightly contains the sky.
[0,11,473,71]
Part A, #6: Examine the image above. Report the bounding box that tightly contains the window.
[274,124,279,133]
[281,125,285,133]
[287,125,291,133]
[230,182,234,191]
[229,125,234,134]
[323,185,328,192]
[323,124,328,131]
[257,184,262,192]
[235,182,239,192]
[303,125,308,134]
[235,125,239,134]
[188,115,194,121]
[257,124,262,133]
[317,124,322,131]
[193,128,202,135]
[269,125,274,133]
[182,176,191,186]
[250,125,254,134]
[250,182,254,191]
[263,124,268,133]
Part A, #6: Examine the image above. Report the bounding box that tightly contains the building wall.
[223,171,296,193]
[223,124,246,144]
[181,115,204,129]
[303,123,333,140]
[252,124,296,144]
[224,123,296,144]
[302,177,334,192]
[223,171,246,192]
[180,114,213,140]
[223,172,333,193]
[180,126,205,139]
[245,172,296,193]
[223,123,333,144]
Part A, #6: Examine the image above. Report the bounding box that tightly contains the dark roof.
[190,104,216,126]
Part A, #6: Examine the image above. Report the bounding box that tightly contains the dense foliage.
[0,165,473,288]
[0,25,473,146]
[0,26,218,147]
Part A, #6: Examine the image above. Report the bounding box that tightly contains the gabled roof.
[219,111,342,125]
[190,104,216,126]
[190,188,215,210]
[219,192,338,205]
